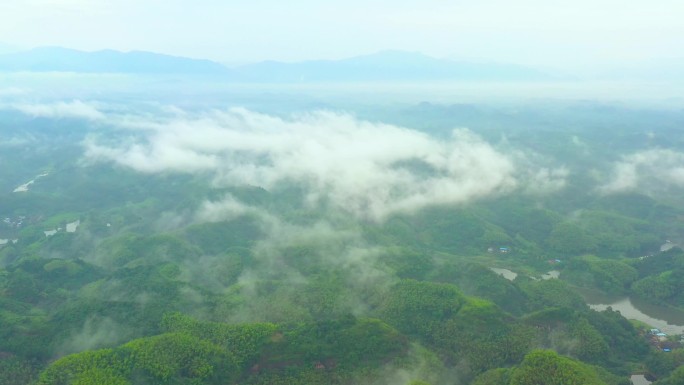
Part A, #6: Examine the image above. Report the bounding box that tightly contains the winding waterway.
[488,268,684,335]
[488,268,682,384]
[577,287,684,335]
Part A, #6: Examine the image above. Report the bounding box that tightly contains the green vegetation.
[653,365,684,385]
[563,255,638,294]
[1,100,683,384]
[509,350,608,385]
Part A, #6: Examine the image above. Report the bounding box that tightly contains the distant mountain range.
[229,50,554,82]
[0,47,228,74]
[0,47,556,81]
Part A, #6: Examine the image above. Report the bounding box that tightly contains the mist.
[80,106,576,220]
[1,43,683,384]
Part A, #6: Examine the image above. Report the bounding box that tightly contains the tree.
[547,222,597,256]
[510,350,606,385]
[654,365,684,385]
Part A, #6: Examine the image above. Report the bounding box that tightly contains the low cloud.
[11,100,104,120]
[0,135,34,147]
[0,87,28,97]
[195,195,258,223]
[523,167,569,195]
[191,197,394,321]
[59,316,130,355]
[85,108,530,220]
[600,149,684,194]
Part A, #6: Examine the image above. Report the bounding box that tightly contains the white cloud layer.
[85,107,567,220]
[0,87,28,97]
[600,149,684,194]
[11,100,104,120]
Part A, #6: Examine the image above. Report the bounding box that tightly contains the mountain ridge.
[0,46,555,81]
[230,49,555,82]
[0,46,229,74]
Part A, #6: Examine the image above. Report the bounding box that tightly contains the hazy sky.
[1,0,683,68]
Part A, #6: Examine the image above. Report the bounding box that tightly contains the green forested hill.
[2,100,684,384]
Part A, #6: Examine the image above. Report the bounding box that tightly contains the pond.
[630,374,652,385]
[66,220,80,233]
[541,270,560,280]
[489,267,559,282]
[489,267,517,281]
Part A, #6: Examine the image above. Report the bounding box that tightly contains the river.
[13,172,49,193]
[489,268,681,384]
[489,267,559,281]
[489,268,684,334]
[577,287,684,335]
[490,267,517,281]
[558,282,684,384]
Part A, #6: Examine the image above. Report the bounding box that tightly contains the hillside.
[2,94,684,384]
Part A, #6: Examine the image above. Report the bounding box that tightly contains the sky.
[0,0,683,69]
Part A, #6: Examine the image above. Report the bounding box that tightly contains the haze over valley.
[1,1,684,384]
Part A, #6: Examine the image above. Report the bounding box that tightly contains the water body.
[541,270,560,280]
[490,267,560,282]
[44,220,79,237]
[44,229,59,237]
[490,267,517,281]
[630,374,652,385]
[659,240,682,253]
[66,220,80,233]
[579,287,684,335]
[490,269,684,334]
[13,180,35,192]
[13,172,49,193]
